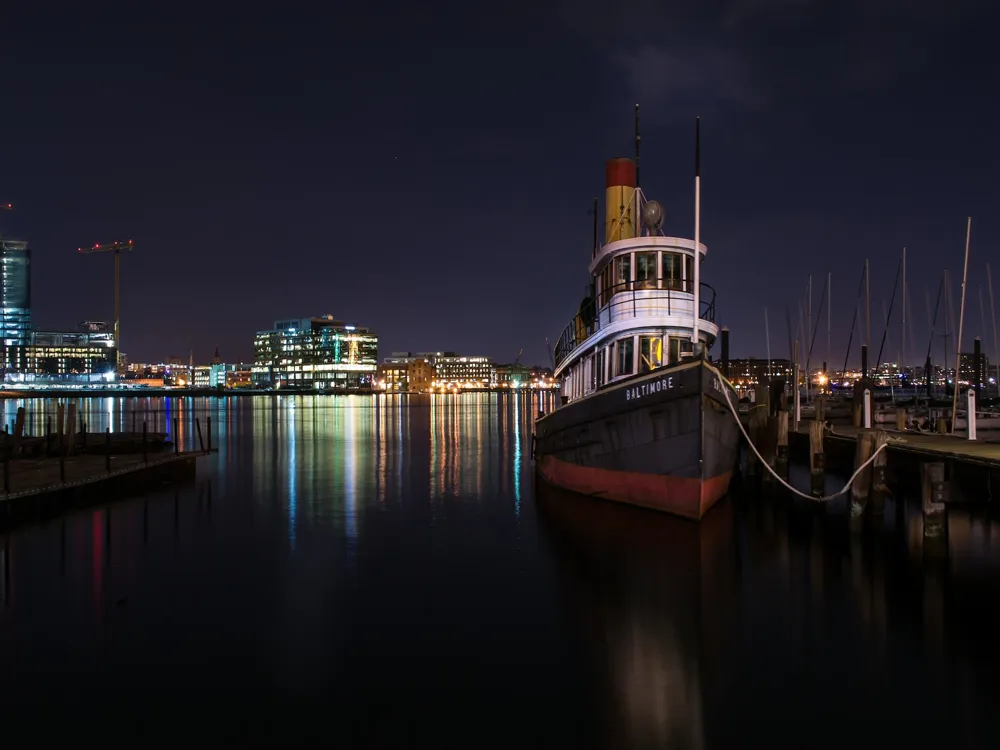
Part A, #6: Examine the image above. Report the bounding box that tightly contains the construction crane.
[77,239,133,372]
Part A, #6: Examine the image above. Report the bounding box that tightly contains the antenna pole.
[951,217,972,433]
[634,104,641,236]
[691,117,701,345]
[592,197,598,257]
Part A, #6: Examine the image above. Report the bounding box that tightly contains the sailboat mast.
[827,271,832,376]
[691,117,701,346]
[989,263,1000,399]
[765,307,772,378]
[951,217,973,433]
[901,247,906,380]
[865,259,871,350]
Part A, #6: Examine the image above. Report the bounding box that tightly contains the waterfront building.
[726,358,794,393]
[3,327,116,384]
[1,237,31,372]
[252,315,378,390]
[377,357,434,392]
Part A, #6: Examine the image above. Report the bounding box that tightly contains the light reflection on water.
[0,391,998,747]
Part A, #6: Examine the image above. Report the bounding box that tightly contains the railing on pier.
[554,279,717,369]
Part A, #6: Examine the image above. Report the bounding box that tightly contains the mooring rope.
[722,387,898,502]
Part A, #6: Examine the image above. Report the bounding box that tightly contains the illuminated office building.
[1,238,31,372]
[252,314,378,389]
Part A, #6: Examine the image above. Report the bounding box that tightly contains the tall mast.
[951,216,972,433]
[634,103,641,236]
[827,271,832,376]
[989,263,1000,399]
[691,117,701,345]
[865,258,871,350]
[765,307,772,378]
[901,247,906,379]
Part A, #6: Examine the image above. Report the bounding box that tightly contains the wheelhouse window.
[639,336,663,373]
[662,253,683,291]
[614,254,632,292]
[635,252,657,290]
[615,336,634,377]
[685,254,695,290]
[667,336,695,364]
[596,347,606,387]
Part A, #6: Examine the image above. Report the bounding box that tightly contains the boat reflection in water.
[536,480,737,749]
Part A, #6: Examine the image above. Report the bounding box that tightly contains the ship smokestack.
[604,157,636,244]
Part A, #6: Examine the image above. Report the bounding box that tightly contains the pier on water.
[0,403,213,528]
[737,383,1000,542]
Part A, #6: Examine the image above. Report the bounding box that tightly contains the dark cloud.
[557,0,996,115]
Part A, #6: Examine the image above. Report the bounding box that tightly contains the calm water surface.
[1,393,998,747]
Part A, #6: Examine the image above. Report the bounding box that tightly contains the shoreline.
[0,387,554,399]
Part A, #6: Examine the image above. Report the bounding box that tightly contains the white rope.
[722,386,895,502]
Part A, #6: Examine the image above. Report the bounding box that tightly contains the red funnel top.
[605,158,636,188]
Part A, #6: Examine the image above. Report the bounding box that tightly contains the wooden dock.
[0,449,208,528]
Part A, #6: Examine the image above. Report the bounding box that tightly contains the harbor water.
[0,393,998,747]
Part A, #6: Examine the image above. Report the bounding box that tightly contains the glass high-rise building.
[1,238,31,372]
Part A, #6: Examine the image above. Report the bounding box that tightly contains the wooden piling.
[852,402,862,428]
[196,418,205,453]
[936,418,948,435]
[56,404,65,455]
[66,404,77,456]
[759,413,776,487]
[921,462,947,538]
[775,411,789,481]
[851,430,877,518]
[869,429,889,515]
[809,420,825,498]
[12,407,25,457]
[895,407,907,432]
[815,396,826,424]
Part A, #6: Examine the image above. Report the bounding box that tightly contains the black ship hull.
[534,359,741,520]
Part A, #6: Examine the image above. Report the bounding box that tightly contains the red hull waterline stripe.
[538,455,732,521]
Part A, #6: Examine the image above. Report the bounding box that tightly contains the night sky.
[2,2,998,369]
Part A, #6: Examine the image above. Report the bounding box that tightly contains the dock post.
[143,421,148,464]
[56,403,65,456]
[936,417,948,435]
[793,377,801,434]
[173,418,179,455]
[863,388,872,429]
[851,430,876,519]
[207,416,212,453]
[196,418,205,453]
[66,404,77,456]
[808,420,825,498]
[759,413,776,489]
[775,411,789,481]
[747,406,762,482]
[105,428,111,473]
[921,462,947,538]
[967,390,977,441]
[869,430,889,515]
[895,407,906,432]
[12,407,24,457]
[851,402,862,428]
[815,396,826,424]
